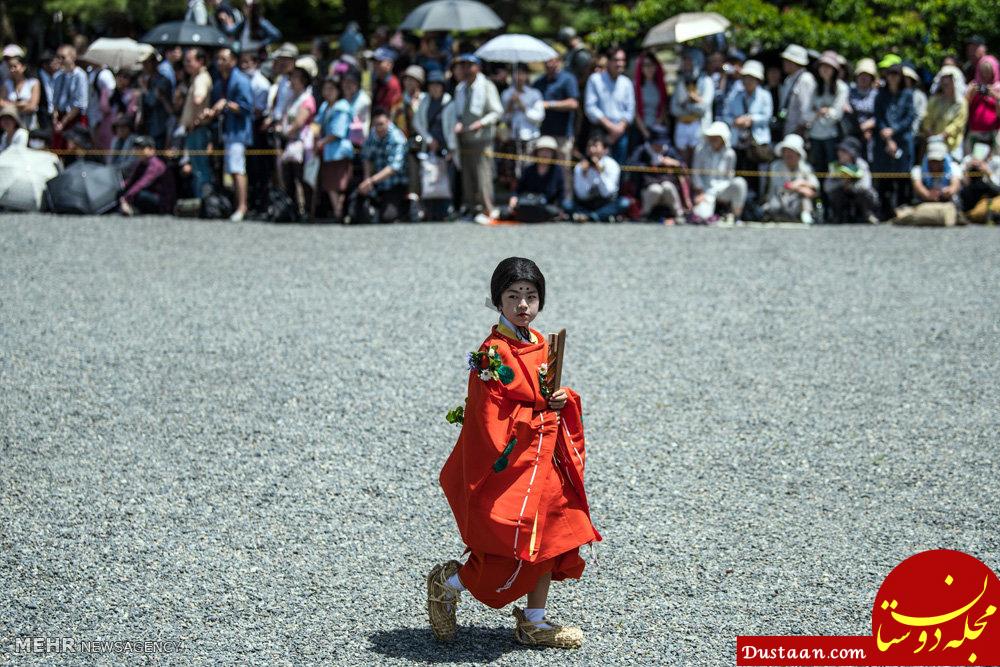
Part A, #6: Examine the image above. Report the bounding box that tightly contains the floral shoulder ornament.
[467,345,515,385]
[446,345,514,426]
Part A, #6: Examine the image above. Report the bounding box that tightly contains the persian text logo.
[737,549,1000,666]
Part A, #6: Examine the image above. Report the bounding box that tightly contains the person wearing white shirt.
[690,121,747,222]
[501,63,544,177]
[670,47,715,166]
[0,107,29,151]
[264,43,298,131]
[452,54,502,219]
[584,47,635,164]
[571,133,627,221]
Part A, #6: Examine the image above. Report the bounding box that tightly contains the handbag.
[281,138,304,164]
[420,153,451,200]
[738,91,772,163]
[348,115,366,147]
[747,139,773,164]
[303,154,320,188]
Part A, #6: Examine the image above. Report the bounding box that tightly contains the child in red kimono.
[429,257,602,649]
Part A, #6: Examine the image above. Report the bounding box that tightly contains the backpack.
[200,185,233,219]
[264,186,300,222]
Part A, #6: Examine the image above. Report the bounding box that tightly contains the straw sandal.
[426,560,462,641]
[511,605,584,649]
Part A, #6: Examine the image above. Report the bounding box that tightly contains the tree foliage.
[7,0,996,70]
[586,0,999,69]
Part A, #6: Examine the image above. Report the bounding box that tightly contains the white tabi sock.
[524,607,552,630]
[445,573,466,592]
[440,572,464,615]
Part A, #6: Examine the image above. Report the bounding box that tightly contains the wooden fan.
[545,328,566,395]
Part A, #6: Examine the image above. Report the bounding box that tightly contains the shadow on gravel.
[368,626,534,662]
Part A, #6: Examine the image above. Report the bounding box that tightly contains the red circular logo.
[872,549,1000,665]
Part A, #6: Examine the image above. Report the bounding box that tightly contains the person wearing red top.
[966,54,1000,153]
[428,257,601,649]
[118,135,176,215]
[372,46,403,118]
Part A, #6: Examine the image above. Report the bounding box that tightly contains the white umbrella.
[399,0,504,32]
[80,38,158,72]
[475,34,557,64]
[0,147,61,212]
[642,12,730,48]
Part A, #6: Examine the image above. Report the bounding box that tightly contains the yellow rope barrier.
[42,146,983,180]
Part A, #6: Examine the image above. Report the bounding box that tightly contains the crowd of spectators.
[3,15,1000,225]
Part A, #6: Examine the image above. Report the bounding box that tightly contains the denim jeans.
[185,126,213,198]
[609,132,629,164]
[570,196,629,221]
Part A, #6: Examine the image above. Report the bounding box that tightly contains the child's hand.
[548,387,568,410]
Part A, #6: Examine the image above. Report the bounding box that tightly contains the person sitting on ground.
[570,132,628,222]
[761,133,819,223]
[358,106,409,223]
[822,136,880,224]
[892,138,963,226]
[108,115,137,172]
[0,106,28,151]
[499,135,566,222]
[118,135,177,216]
[60,125,92,166]
[628,123,691,224]
[690,121,747,224]
[959,140,1000,223]
[911,138,961,206]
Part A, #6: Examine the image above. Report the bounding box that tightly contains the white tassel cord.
[497,413,547,592]
[495,558,524,593]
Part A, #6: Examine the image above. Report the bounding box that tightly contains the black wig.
[490,257,546,311]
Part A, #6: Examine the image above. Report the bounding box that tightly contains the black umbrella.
[141,21,229,48]
[46,161,123,215]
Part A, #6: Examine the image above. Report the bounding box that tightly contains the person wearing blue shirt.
[205,47,253,221]
[315,77,354,221]
[584,47,635,164]
[533,57,579,199]
[157,46,182,96]
[51,45,89,149]
[359,107,409,223]
[722,59,773,194]
[239,49,274,212]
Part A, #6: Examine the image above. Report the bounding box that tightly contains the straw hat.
[703,121,731,147]
[781,44,809,67]
[2,44,25,59]
[533,135,559,153]
[774,133,807,159]
[294,55,318,79]
[0,106,22,127]
[817,50,841,71]
[855,58,878,78]
[925,139,948,161]
[272,42,299,59]
[403,65,425,84]
[741,60,764,81]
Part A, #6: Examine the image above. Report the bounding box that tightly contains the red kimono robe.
[439,321,602,608]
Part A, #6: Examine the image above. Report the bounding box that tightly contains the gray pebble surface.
[0,215,997,666]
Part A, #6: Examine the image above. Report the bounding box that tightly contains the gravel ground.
[1,214,998,666]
